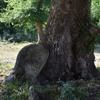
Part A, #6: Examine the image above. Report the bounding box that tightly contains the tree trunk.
[38,0,99,84]
[37,21,42,42]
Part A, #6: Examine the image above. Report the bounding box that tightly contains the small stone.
[29,86,39,100]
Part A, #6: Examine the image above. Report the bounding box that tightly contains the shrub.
[2,82,29,100]
[58,81,89,100]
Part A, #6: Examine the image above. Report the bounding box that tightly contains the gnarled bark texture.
[38,0,99,84]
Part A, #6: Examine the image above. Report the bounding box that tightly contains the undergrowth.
[2,82,29,100]
[2,79,100,100]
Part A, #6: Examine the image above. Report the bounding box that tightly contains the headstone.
[4,44,49,84]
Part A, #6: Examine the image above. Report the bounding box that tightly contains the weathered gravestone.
[4,44,49,84]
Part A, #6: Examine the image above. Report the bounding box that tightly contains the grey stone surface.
[29,86,39,100]
[4,44,49,84]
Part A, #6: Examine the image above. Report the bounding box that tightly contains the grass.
[1,82,29,100]
[1,81,60,100]
[59,79,100,100]
[2,79,100,100]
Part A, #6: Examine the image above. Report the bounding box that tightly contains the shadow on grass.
[94,45,100,53]
[96,67,100,72]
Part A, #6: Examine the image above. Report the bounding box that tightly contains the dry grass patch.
[0,42,33,79]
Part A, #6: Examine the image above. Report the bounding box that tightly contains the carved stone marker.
[4,44,49,84]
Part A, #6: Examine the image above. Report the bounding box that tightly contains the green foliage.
[0,0,50,42]
[2,79,100,100]
[0,0,7,13]
[95,34,100,44]
[96,93,100,99]
[1,29,38,43]
[2,82,29,100]
[29,0,50,22]
[35,85,60,100]
[58,81,89,100]
[96,67,100,72]
[91,0,100,44]
[91,0,100,26]
[0,0,50,24]
[2,82,60,100]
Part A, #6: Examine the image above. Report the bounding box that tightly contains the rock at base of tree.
[29,86,39,100]
[4,44,49,84]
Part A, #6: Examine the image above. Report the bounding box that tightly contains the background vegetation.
[91,0,100,44]
[0,0,99,43]
[0,0,50,42]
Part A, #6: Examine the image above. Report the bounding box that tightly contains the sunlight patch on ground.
[94,45,100,68]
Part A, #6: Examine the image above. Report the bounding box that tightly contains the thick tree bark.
[38,0,99,84]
